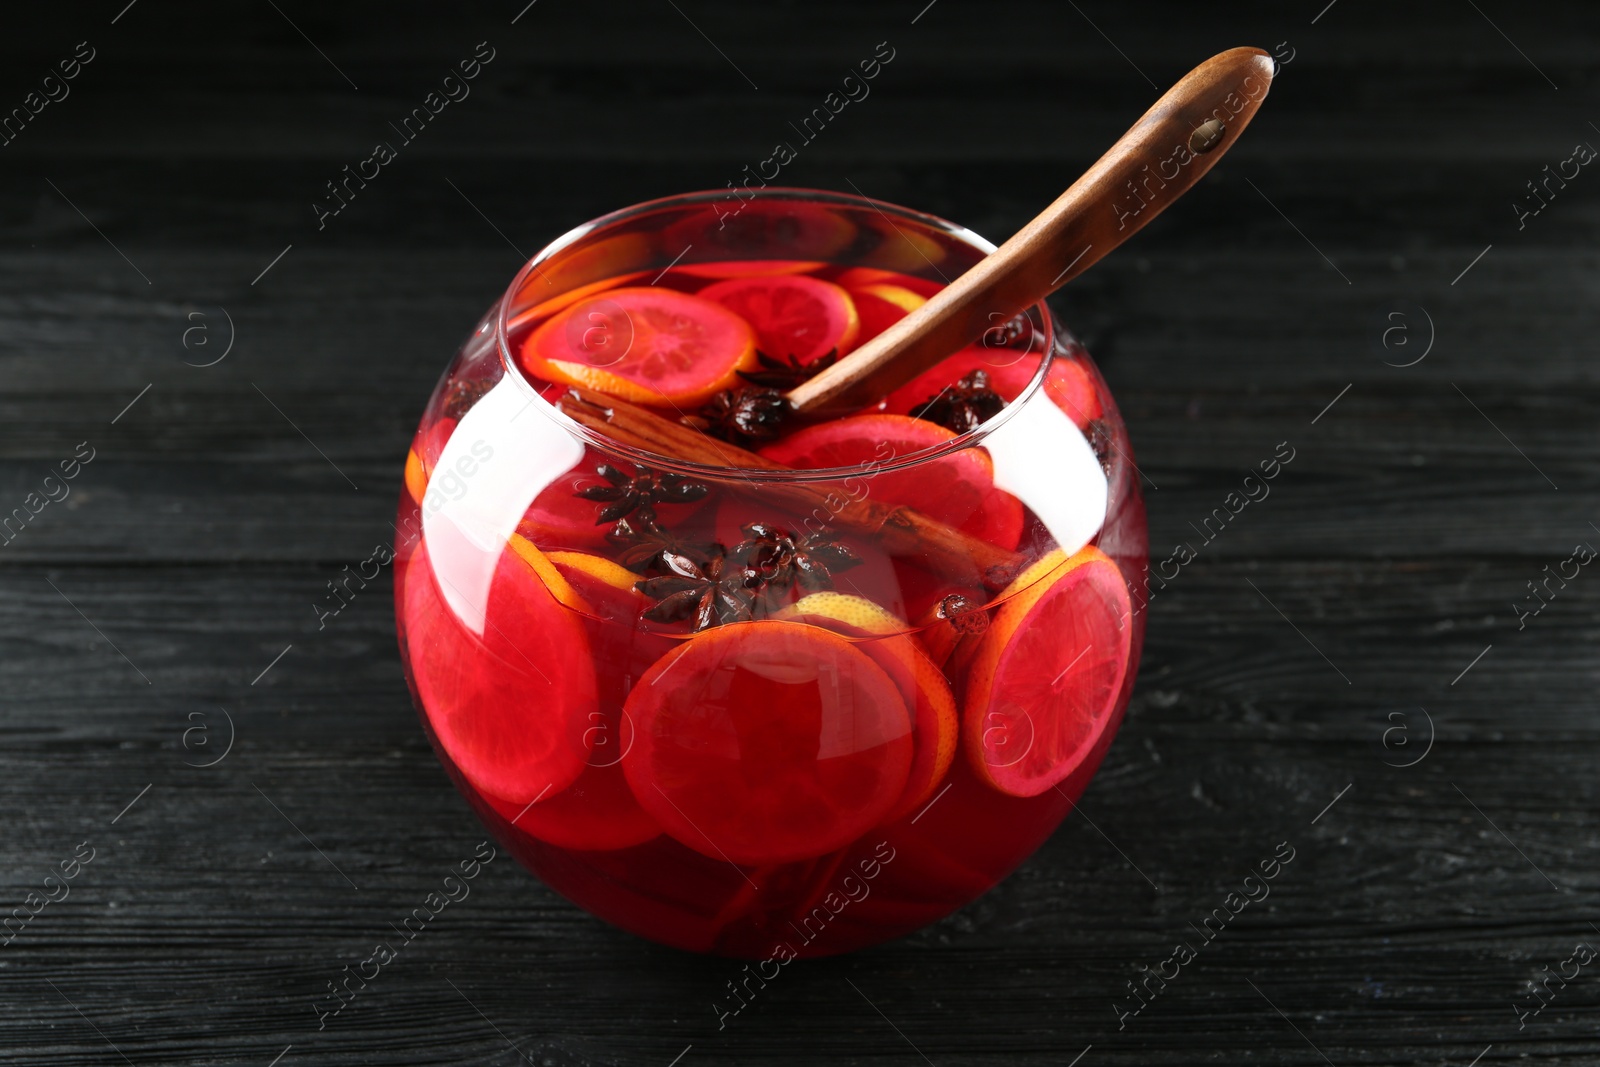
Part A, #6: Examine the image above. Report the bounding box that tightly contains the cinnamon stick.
[556,388,1024,591]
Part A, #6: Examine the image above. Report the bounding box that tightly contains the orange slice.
[545,548,678,787]
[546,548,678,678]
[882,344,1105,431]
[775,593,958,824]
[520,287,756,407]
[847,283,926,351]
[854,283,926,314]
[402,542,596,805]
[622,620,912,865]
[506,533,589,613]
[760,413,1024,551]
[964,546,1132,797]
[697,274,859,365]
[546,549,642,599]
[833,267,942,298]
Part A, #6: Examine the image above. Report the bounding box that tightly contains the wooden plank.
[4,0,1600,1062]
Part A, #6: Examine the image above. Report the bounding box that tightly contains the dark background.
[3,1,1598,1064]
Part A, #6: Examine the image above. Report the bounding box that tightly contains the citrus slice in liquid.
[964,547,1132,797]
[402,541,595,805]
[622,620,912,865]
[760,413,1024,551]
[506,533,588,612]
[847,282,926,350]
[882,345,1104,430]
[431,538,661,851]
[546,547,677,681]
[521,287,756,407]
[697,274,859,365]
[775,593,958,824]
[832,267,942,298]
[546,549,646,604]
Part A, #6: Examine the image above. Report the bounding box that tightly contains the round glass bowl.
[395,188,1148,958]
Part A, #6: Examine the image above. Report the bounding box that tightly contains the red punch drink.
[396,190,1148,958]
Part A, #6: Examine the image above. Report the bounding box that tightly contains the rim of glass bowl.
[495,186,1057,482]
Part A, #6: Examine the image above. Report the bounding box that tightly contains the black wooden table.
[4,2,1598,1063]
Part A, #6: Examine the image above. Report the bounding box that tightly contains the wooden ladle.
[786,46,1277,416]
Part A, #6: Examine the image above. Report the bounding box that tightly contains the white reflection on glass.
[982,390,1108,556]
[421,379,584,634]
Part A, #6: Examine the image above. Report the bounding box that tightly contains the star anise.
[910,370,1007,434]
[737,349,838,389]
[729,522,861,595]
[606,516,722,575]
[574,463,709,526]
[727,522,795,588]
[442,375,499,419]
[697,387,790,446]
[636,551,757,631]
